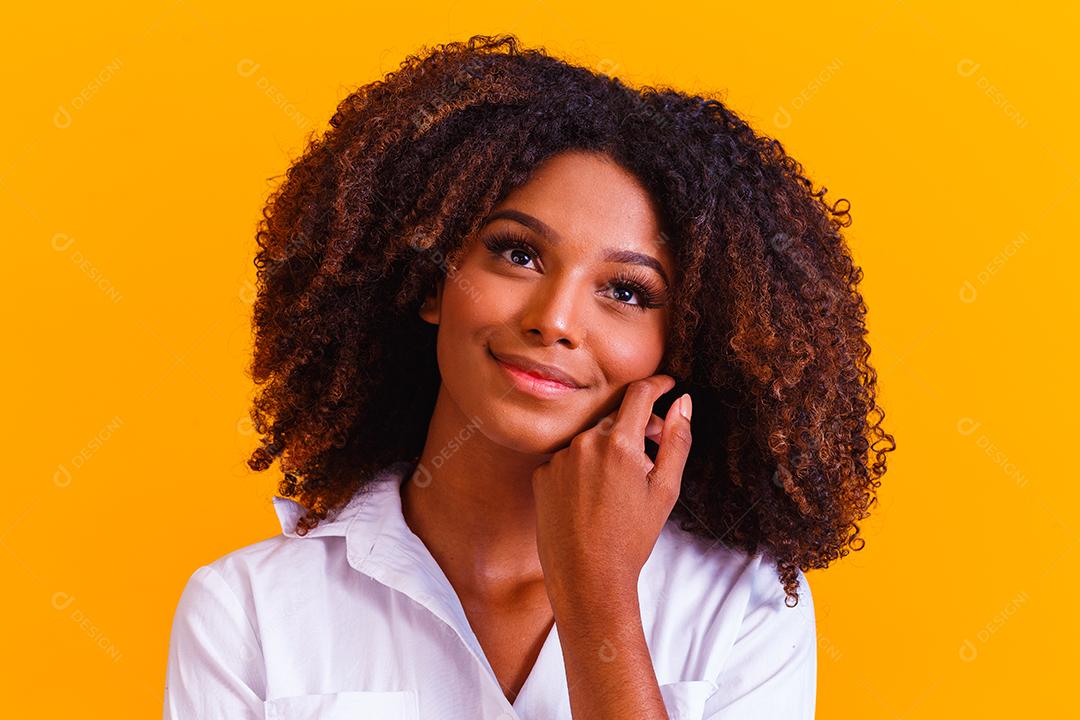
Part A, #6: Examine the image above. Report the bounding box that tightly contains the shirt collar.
[271,458,664,611]
[275,459,524,696]
[270,459,415,542]
[272,459,476,645]
[271,458,489,617]
[270,458,670,713]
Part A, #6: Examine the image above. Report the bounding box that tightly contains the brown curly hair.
[245,33,895,606]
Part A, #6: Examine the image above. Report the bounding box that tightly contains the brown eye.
[483,232,668,313]
[483,232,541,270]
[603,271,668,312]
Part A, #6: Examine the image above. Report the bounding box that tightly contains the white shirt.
[163,459,816,719]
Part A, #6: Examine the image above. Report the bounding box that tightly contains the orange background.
[4,1,1077,716]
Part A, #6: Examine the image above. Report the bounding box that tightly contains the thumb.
[649,393,693,495]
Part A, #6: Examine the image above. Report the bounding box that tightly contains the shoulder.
[169,535,283,624]
[169,481,396,634]
[650,519,811,608]
[171,525,347,626]
[187,491,366,595]
[203,533,297,585]
[644,520,816,682]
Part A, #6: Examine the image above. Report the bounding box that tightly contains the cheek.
[431,269,510,375]
[594,322,667,385]
[586,326,667,422]
[441,265,526,343]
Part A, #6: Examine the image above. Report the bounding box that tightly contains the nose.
[519,273,587,348]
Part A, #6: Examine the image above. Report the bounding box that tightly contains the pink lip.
[489,350,587,387]
[490,351,585,398]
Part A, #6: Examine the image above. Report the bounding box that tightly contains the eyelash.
[481,231,668,312]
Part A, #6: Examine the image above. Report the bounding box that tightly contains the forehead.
[488,151,672,265]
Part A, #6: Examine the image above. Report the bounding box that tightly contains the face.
[419,150,676,455]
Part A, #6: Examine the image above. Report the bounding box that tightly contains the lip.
[489,349,587,397]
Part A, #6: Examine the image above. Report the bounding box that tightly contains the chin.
[479,405,579,456]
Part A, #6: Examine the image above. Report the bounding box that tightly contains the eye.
[483,231,541,270]
[482,231,669,313]
[603,271,668,312]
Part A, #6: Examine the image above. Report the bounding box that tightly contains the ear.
[418,273,446,325]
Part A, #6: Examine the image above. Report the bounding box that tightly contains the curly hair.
[245,33,895,606]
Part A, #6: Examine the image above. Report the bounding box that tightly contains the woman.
[164,34,894,720]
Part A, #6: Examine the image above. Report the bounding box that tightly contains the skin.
[408,149,693,717]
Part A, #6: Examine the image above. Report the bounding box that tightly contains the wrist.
[546,575,641,623]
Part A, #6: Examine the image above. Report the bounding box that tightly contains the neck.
[401,387,553,600]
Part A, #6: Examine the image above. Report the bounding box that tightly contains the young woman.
[164,34,894,720]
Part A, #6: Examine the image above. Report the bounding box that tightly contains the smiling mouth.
[489,349,585,398]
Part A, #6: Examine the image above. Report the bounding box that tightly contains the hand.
[530,375,694,607]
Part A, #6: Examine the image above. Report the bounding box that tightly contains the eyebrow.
[481,209,671,287]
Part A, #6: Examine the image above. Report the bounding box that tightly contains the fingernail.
[679,393,692,421]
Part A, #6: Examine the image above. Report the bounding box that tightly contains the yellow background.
[4,1,1077,716]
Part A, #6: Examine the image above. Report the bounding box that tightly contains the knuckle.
[571,432,594,451]
[648,479,673,500]
[647,470,679,501]
[665,483,682,504]
[609,433,638,456]
[671,427,692,446]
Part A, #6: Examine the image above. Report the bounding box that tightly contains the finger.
[601,412,663,443]
[644,413,664,442]
[612,374,676,441]
[649,393,693,494]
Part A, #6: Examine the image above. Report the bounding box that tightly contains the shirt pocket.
[659,679,720,720]
[263,689,419,720]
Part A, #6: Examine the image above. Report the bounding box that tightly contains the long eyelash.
[608,270,668,312]
[482,230,539,261]
[481,231,668,311]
